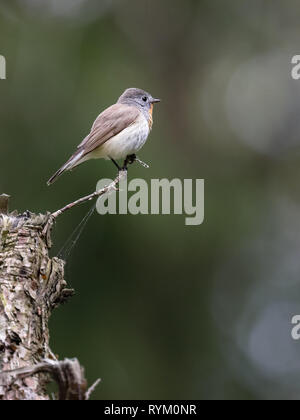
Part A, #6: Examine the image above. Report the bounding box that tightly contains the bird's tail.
[47,150,85,186]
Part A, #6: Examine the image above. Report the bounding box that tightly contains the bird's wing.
[77,103,140,156]
[47,104,140,185]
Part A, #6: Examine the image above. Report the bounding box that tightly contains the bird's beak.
[151,98,161,104]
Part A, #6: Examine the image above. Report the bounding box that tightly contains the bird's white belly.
[91,114,150,160]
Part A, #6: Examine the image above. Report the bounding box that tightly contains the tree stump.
[0,194,93,400]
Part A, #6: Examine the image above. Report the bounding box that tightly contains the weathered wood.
[0,194,10,215]
[0,199,75,400]
[0,358,98,400]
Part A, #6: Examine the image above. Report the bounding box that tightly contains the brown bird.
[47,88,160,185]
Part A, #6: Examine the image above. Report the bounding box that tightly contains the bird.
[47,87,160,185]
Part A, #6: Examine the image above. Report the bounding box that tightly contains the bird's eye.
[142,96,147,102]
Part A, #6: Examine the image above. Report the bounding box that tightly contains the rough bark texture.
[0,195,86,400]
[0,171,128,399]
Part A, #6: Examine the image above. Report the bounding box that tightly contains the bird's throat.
[148,104,153,130]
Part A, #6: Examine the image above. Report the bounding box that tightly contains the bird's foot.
[122,154,136,171]
[122,154,149,171]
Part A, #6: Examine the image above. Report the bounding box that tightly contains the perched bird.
[47,88,160,185]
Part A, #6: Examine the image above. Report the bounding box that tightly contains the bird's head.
[118,88,160,110]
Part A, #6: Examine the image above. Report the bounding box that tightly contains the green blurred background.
[2,0,300,400]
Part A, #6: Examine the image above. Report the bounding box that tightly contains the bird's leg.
[110,158,122,171]
[122,154,136,170]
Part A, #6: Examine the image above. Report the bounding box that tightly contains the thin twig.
[85,378,101,400]
[135,156,150,169]
[42,170,127,237]
[43,156,149,236]
[52,169,127,220]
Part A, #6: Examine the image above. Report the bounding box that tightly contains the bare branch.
[52,169,127,219]
[86,378,102,400]
[47,155,148,224]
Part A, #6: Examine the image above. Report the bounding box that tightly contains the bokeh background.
[1,0,300,400]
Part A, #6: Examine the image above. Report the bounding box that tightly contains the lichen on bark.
[0,201,74,400]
